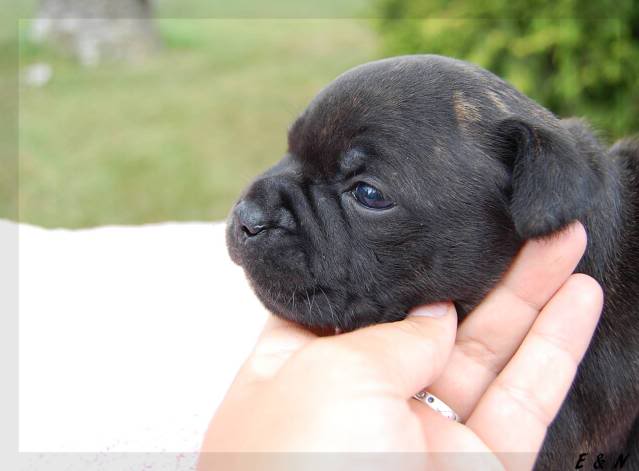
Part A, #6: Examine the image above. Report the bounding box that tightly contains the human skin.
[200,223,603,470]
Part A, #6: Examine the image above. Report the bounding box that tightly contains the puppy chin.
[252,283,342,336]
[250,276,409,334]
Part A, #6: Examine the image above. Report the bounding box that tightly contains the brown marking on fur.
[486,89,510,114]
[453,91,481,128]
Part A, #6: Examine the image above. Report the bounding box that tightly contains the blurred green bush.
[375,0,639,140]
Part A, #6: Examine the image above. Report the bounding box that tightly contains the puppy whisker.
[304,289,313,316]
[290,288,297,313]
[318,286,338,330]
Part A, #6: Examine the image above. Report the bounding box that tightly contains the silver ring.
[413,389,462,422]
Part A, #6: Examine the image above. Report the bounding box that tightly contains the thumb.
[330,302,458,398]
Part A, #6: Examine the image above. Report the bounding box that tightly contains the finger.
[324,302,457,398]
[466,274,603,467]
[409,402,506,470]
[429,222,587,419]
[238,314,316,384]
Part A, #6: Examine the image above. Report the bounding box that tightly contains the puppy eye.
[351,182,395,210]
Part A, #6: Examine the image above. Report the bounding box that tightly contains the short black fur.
[226,55,639,469]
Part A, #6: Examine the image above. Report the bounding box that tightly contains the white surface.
[16,220,268,454]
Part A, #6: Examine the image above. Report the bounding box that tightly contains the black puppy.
[226,55,639,469]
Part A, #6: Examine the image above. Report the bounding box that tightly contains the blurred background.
[11,0,639,228]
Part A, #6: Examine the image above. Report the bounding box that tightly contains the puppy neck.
[575,129,638,303]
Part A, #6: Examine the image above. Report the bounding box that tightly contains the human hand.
[199,223,602,470]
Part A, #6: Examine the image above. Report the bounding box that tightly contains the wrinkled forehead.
[286,62,462,178]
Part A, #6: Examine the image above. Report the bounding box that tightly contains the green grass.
[1,0,38,221]
[16,18,379,227]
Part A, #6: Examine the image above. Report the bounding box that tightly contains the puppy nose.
[235,200,268,237]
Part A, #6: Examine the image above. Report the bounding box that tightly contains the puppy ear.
[493,117,601,239]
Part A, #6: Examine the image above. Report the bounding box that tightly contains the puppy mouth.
[226,200,352,331]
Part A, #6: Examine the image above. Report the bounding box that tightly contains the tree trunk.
[31,0,159,66]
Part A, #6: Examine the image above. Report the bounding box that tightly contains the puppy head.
[226,55,602,332]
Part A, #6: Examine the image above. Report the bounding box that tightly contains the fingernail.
[409,302,450,318]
